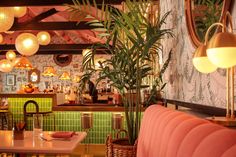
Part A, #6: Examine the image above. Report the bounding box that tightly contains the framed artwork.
[6,74,16,86]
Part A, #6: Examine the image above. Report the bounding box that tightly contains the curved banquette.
[137,105,236,157]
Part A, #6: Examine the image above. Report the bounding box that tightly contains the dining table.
[0,130,87,156]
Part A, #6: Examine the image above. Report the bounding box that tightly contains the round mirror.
[185,0,232,47]
[53,54,72,67]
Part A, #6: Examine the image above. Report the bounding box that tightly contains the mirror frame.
[28,68,40,84]
[53,54,73,67]
[185,0,232,47]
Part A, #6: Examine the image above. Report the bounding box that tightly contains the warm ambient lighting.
[59,71,71,80]
[5,31,14,34]
[193,12,236,120]
[15,33,39,56]
[0,59,13,72]
[82,49,91,56]
[14,56,33,69]
[192,45,217,74]
[0,7,14,32]
[13,7,27,18]
[206,12,236,69]
[42,67,57,77]
[37,31,51,45]
[6,50,16,61]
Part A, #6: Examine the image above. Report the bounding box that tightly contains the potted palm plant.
[68,0,173,156]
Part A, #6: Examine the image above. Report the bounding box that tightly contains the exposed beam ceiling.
[0,44,109,55]
[10,21,99,31]
[0,0,125,6]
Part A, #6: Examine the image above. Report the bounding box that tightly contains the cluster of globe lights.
[0,7,51,73]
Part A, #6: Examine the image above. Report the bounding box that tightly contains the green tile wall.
[7,97,140,144]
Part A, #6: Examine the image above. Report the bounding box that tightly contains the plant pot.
[106,130,137,157]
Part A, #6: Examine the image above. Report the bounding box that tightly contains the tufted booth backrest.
[137,105,236,157]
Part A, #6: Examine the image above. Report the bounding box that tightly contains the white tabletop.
[0,131,87,154]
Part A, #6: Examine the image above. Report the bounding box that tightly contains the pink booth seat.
[137,105,236,157]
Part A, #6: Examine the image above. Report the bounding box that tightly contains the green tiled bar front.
[7,97,129,144]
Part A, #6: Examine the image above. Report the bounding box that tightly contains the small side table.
[205,116,236,127]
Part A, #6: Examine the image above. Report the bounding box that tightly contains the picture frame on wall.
[6,74,16,86]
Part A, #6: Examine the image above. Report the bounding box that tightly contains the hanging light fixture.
[0,7,14,32]
[37,31,51,45]
[15,33,39,56]
[6,50,16,61]
[82,49,91,56]
[5,31,14,34]
[14,56,33,69]
[42,67,57,77]
[0,34,3,43]
[59,71,71,80]
[0,59,13,72]
[73,75,80,83]
[13,7,27,18]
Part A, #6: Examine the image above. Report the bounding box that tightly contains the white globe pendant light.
[6,50,16,61]
[0,59,13,72]
[13,7,27,18]
[37,31,51,45]
[0,8,14,32]
[15,33,39,56]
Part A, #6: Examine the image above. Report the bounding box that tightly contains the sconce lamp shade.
[15,33,39,56]
[37,31,51,45]
[193,44,217,73]
[14,56,33,69]
[207,32,236,68]
[0,8,14,32]
[42,67,57,77]
[13,7,27,18]
[0,59,13,72]
[0,34,3,43]
[59,71,71,80]
[6,50,16,61]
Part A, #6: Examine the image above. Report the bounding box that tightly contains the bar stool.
[23,100,56,130]
[81,112,93,154]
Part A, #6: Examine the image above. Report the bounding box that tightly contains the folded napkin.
[51,131,76,139]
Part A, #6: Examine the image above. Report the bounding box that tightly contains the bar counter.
[0,93,145,144]
[54,103,131,112]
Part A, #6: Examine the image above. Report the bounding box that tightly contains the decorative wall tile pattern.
[0,54,110,93]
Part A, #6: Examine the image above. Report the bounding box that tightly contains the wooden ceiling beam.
[9,21,100,31]
[0,0,125,6]
[26,8,59,23]
[0,44,110,55]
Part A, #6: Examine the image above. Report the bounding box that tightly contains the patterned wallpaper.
[0,54,109,93]
[159,0,236,109]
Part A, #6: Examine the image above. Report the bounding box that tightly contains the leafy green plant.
[67,0,173,145]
